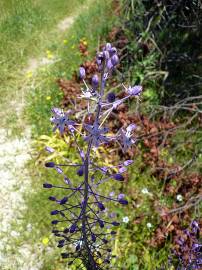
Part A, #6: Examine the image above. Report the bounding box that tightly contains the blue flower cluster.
[173,220,202,270]
[43,43,142,269]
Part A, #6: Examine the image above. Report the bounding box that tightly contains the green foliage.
[26,0,116,135]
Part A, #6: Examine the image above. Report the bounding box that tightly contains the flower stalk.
[43,42,142,269]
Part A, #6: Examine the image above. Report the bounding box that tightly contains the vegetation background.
[0,0,201,269]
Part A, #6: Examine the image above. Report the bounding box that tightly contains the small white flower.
[141,188,149,194]
[122,216,129,223]
[176,194,183,202]
[10,230,20,237]
[147,222,152,229]
[27,223,32,232]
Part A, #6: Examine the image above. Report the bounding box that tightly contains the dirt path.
[0,6,88,269]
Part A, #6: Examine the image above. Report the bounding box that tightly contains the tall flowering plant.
[43,43,142,269]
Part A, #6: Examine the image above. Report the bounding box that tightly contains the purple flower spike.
[79,67,86,79]
[113,173,124,181]
[43,43,140,269]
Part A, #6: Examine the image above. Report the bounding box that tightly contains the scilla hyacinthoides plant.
[43,43,142,269]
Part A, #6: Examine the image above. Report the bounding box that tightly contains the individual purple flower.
[79,67,86,79]
[118,124,137,152]
[126,85,143,96]
[84,122,110,147]
[92,74,99,89]
[50,108,75,135]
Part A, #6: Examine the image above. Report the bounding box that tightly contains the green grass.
[4,0,120,269]
[26,0,116,135]
[0,0,85,133]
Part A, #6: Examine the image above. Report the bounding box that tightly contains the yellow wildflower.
[42,237,49,245]
[46,96,51,101]
[63,39,68,44]
[26,71,33,78]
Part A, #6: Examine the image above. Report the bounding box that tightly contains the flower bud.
[43,183,53,188]
[61,253,68,258]
[79,67,86,79]
[106,59,113,70]
[105,43,112,51]
[45,146,54,153]
[98,202,105,211]
[112,221,120,226]
[123,160,133,166]
[69,224,77,233]
[103,50,110,59]
[51,210,59,215]
[109,47,117,56]
[63,228,69,233]
[91,234,96,242]
[99,220,104,228]
[45,162,55,168]
[107,92,116,103]
[102,238,108,244]
[118,199,128,205]
[111,54,119,66]
[49,196,56,201]
[92,74,99,88]
[51,220,58,225]
[113,174,124,181]
[60,196,68,205]
[77,166,84,176]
